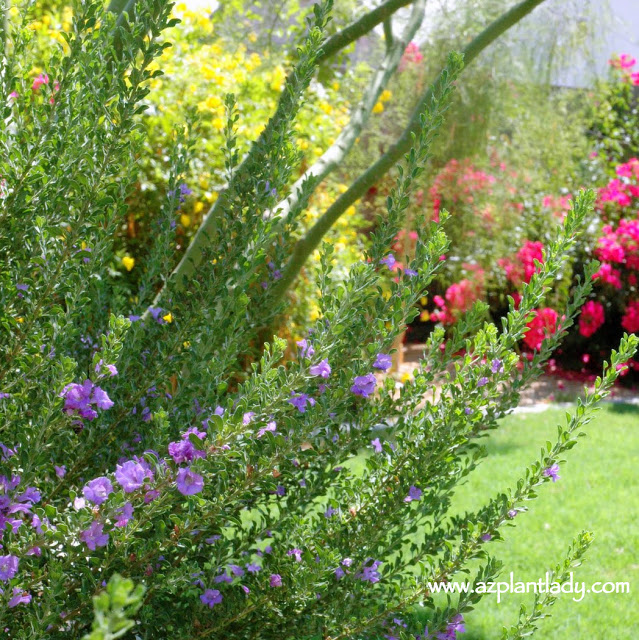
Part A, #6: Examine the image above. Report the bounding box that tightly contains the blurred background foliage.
[19,0,639,375]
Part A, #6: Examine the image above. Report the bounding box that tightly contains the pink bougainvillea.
[578,301,605,338]
[621,301,639,333]
[523,308,559,351]
[498,240,544,288]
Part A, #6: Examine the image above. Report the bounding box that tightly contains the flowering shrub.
[1,2,637,639]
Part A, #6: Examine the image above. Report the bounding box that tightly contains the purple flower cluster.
[357,558,382,583]
[351,374,377,398]
[0,474,42,542]
[60,379,113,421]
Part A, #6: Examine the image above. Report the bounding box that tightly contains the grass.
[420,403,639,639]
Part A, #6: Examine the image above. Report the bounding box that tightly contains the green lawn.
[423,403,639,639]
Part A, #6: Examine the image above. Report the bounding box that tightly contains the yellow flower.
[372,102,384,114]
[180,213,191,227]
[211,117,225,131]
[183,340,191,348]
[401,372,413,383]
[248,32,257,43]
[194,202,205,213]
[319,102,333,115]
[163,312,173,323]
[122,256,135,271]
[17,317,24,323]
[380,89,392,102]
[420,310,430,322]
[9,6,19,17]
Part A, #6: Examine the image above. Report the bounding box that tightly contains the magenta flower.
[351,374,377,398]
[0,555,19,581]
[200,589,222,607]
[176,468,204,495]
[115,461,148,493]
[83,477,114,505]
[404,486,422,503]
[79,522,109,550]
[373,353,392,371]
[543,463,560,482]
[31,73,49,92]
[309,359,331,378]
[8,588,31,608]
[269,574,282,587]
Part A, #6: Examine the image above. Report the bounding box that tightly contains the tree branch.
[317,0,415,63]
[270,0,547,302]
[271,0,426,222]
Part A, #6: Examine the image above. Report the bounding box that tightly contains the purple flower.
[79,522,109,550]
[324,506,338,518]
[243,412,255,426]
[404,268,418,277]
[115,461,148,493]
[288,392,315,413]
[335,567,346,580]
[287,548,302,562]
[257,421,277,438]
[309,359,331,378]
[359,559,382,583]
[351,374,377,398]
[60,380,113,420]
[83,477,114,505]
[404,485,422,503]
[168,440,203,465]
[373,353,392,371]
[176,468,204,495]
[491,358,504,373]
[183,426,206,440]
[0,555,19,581]
[296,339,315,359]
[8,588,31,608]
[438,613,465,639]
[200,589,222,608]
[543,463,560,482]
[54,465,66,478]
[115,502,134,527]
[246,563,261,573]
[507,509,517,519]
[481,533,492,542]
[269,574,282,587]
[275,485,286,497]
[477,377,489,388]
[380,254,396,270]
[370,438,383,454]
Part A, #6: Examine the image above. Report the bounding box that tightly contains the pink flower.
[31,73,49,92]
[523,308,558,351]
[621,301,639,333]
[592,263,622,289]
[578,301,605,338]
[609,54,636,70]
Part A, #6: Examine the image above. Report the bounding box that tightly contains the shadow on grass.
[605,401,639,416]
